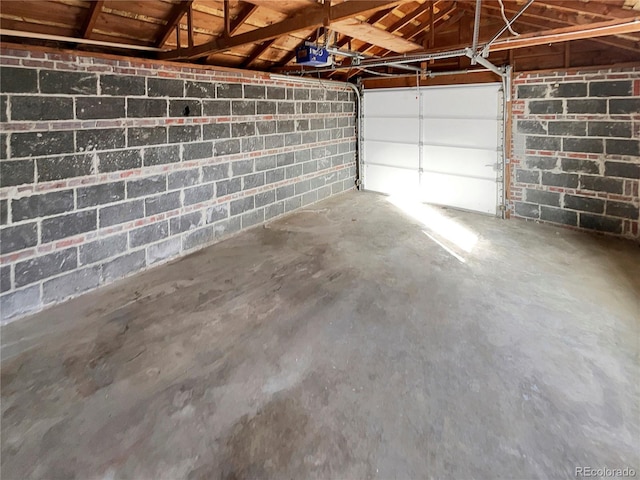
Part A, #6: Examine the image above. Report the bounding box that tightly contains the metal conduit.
[471,0,482,59]
[0,29,167,52]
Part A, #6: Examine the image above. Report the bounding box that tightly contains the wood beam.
[531,0,638,20]
[243,39,276,68]
[487,17,640,52]
[361,70,500,88]
[330,20,422,53]
[326,7,396,78]
[224,0,231,37]
[429,0,435,48]
[187,3,195,48]
[483,1,640,44]
[273,28,319,68]
[333,6,401,56]
[386,2,431,33]
[410,9,463,51]
[385,15,640,60]
[477,5,640,54]
[156,0,194,48]
[347,3,459,79]
[159,0,403,60]
[333,17,640,79]
[355,1,453,59]
[230,3,259,36]
[81,0,104,39]
[406,3,458,41]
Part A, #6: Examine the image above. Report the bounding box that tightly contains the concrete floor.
[2,191,639,479]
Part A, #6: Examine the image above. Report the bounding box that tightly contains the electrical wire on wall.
[361,68,396,77]
[498,0,520,36]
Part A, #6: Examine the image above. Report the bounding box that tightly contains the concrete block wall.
[510,67,639,240]
[0,47,357,322]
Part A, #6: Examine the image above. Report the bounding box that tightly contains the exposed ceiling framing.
[0,0,638,81]
[81,0,104,39]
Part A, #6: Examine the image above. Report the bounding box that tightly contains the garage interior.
[0,0,639,478]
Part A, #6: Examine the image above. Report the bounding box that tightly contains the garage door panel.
[365,118,419,144]
[362,83,502,216]
[420,173,497,214]
[365,164,420,196]
[422,118,499,150]
[421,84,501,118]
[364,89,419,117]
[423,145,497,179]
[365,141,419,170]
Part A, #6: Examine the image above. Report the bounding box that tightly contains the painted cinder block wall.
[510,66,639,240]
[0,47,357,323]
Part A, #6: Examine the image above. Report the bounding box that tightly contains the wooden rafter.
[479,9,640,54]
[159,0,404,60]
[243,39,276,68]
[81,0,104,39]
[361,2,457,59]
[326,6,399,78]
[343,3,459,79]
[273,28,320,68]
[224,0,231,37]
[368,14,640,60]
[429,0,435,48]
[487,16,640,52]
[351,2,437,57]
[230,3,259,36]
[386,2,432,33]
[321,16,640,77]
[406,2,458,41]
[156,0,195,48]
[485,1,640,42]
[478,2,640,53]
[187,2,194,48]
[532,0,638,20]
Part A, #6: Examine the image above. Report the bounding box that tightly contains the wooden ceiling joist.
[273,28,320,68]
[476,7,640,54]
[156,0,194,48]
[387,2,432,33]
[343,2,459,79]
[343,2,449,61]
[481,1,640,45]
[533,0,639,20]
[81,0,104,39]
[407,2,458,41]
[488,16,640,52]
[159,0,404,60]
[243,38,276,68]
[224,0,231,37]
[329,19,422,53]
[230,3,259,36]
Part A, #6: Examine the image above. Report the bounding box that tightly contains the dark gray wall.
[510,67,639,239]
[0,47,357,322]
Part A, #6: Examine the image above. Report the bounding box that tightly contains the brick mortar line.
[0,113,356,132]
[2,157,355,237]
[0,161,355,263]
[1,127,357,162]
[0,136,357,198]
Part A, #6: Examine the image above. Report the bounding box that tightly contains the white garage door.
[362,83,503,215]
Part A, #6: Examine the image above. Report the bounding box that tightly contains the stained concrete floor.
[1,191,639,479]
